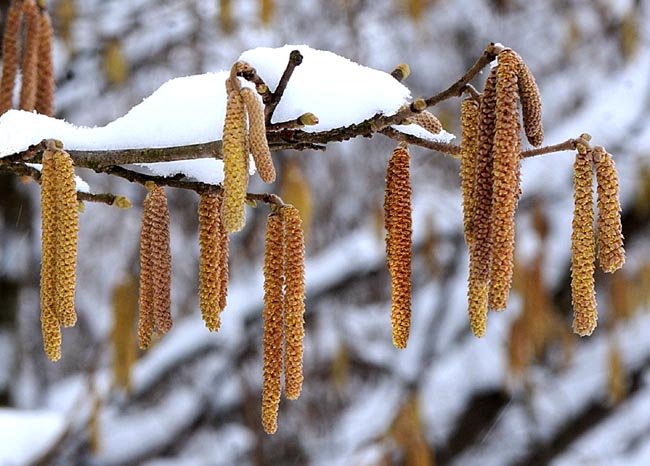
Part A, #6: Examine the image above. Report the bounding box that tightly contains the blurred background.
[1,0,650,465]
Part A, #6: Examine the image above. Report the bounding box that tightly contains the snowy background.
[1,0,650,465]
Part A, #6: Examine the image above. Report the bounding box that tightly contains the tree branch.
[265,50,303,124]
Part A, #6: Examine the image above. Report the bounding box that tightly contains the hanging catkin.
[111,275,138,392]
[199,191,226,331]
[460,98,480,246]
[0,0,23,113]
[571,145,598,336]
[52,149,79,328]
[19,0,41,111]
[488,49,522,311]
[35,6,55,116]
[516,58,543,147]
[262,211,284,434]
[384,144,412,349]
[594,147,625,273]
[241,87,275,183]
[281,205,305,400]
[39,148,62,361]
[138,185,172,348]
[467,67,497,337]
[222,87,249,232]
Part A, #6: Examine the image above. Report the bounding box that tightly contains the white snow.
[0,45,449,185]
[0,408,67,466]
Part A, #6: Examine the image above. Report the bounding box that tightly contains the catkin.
[53,149,78,327]
[138,185,172,348]
[516,58,543,147]
[39,149,61,361]
[594,147,625,273]
[111,275,138,392]
[19,0,40,111]
[0,0,23,113]
[571,145,598,336]
[408,110,443,135]
[488,49,522,311]
[467,67,497,337]
[460,98,480,246]
[384,144,412,349]
[281,205,305,400]
[222,87,249,233]
[241,87,275,183]
[199,191,226,331]
[35,7,55,116]
[262,212,285,434]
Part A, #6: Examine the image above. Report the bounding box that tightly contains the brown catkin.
[571,145,598,336]
[199,191,225,331]
[241,87,275,183]
[35,7,55,116]
[19,0,40,111]
[460,98,480,246]
[516,58,543,147]
[384,144,412,349]
[52,149,78,327]
[149,186,172,335]
[281,205,306,400]
[262,212,285,434]
[0,0,23,113]
[467,67,497,337]
[488,49,522,311]
[39,148,61,361]
[137,185,172,348]
[408,110,443,135]
[222,88,249,233]
[594,147,625,273]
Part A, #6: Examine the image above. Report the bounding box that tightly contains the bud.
[391,63,410,81]
[19,0,41,111]
[262,212,284,434]
[488,49,522,311]
[0,0,23,113]
[114,195,132,209]
[384,144,412,349]
[594,147,625,273]
[241,87,275,183]
[281,205,305,400]
[298,112,319,126]
[571,145,597,336]
[460,98,480,246]
[35,8,55,116]
[222,89,249,232]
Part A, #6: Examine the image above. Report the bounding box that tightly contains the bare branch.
[380,127,461,157]
[265,50,303,124]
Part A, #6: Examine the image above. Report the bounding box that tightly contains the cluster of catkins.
[460,48,624,337]
[0,0,54,115]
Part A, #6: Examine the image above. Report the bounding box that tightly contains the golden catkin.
[517,58,543,147]
[384,145,412,349]
[571,146,598,336]
[199,191,226,331]
[111,275,138,392]
[262,212,285,434]
[52,149,79,327]
[594,147,625,273]
[222,89,249,232]
[281,205,306,400]
[150,186,173,335]
[138,186,172,348]
[408,110,443,135]
[35,8,55,116]
[217,216,229,313]
[19,0,41,111]
[460,98,480,246]
[0,0,23,113]
[488,49,522,311]
[467,67,497,337]
[39,149,62,361]
[241,87,275,183]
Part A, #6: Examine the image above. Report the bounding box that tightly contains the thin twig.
[236,61,272,103]
[265,50,303,124]
[521,138,578,158]
[380,127,461,157]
